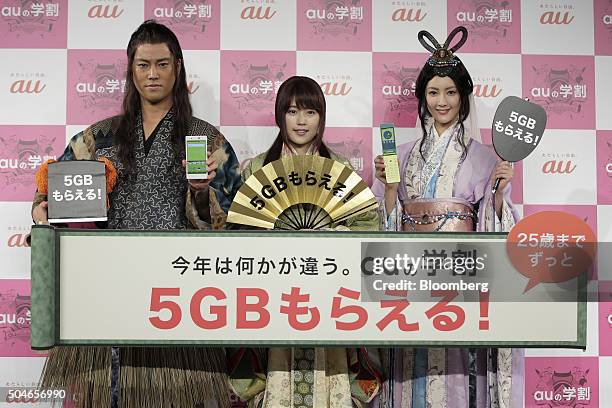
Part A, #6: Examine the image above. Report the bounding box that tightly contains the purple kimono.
[370,137,524,408]
[372,138,519,232]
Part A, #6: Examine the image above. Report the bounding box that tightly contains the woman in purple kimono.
[371,27,523,408]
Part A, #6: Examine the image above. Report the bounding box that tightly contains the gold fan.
[228,156,378,230]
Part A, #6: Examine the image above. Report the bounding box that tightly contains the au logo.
[320,82,352,96]
[88,5,124,19]
[540,11,574,25]
[473,84,501,98]
[10,79,46,94]
[392,8,427,22]
[542,160,576,174]
[241,6,276,20]
[7,233,30,248]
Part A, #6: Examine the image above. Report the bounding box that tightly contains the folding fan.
[228,156,378,230]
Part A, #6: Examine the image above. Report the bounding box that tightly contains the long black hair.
[116,20,191,176]
[263,76,331,165]
[414,59,474,160]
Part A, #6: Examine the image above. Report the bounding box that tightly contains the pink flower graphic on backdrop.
[0,134,57,199]
[0,280,39,357]
[230,61,287,117]
[145,0,220,49]
[523,55,595,129]
[325,128,372,185]
[75,59,127,114]
[378,62,419,126]
[532,366,592,407]
[298,0,371,50]
[449,0,520,53]
[0,0,67,48]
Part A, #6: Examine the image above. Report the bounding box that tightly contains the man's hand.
[32,201,49,224]
[183,156,217,191]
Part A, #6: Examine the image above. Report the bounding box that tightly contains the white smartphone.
[185,135,208,180]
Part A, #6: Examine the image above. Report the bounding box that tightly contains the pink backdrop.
[0,0,610,403]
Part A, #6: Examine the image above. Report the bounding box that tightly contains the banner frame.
[30,226,587,350]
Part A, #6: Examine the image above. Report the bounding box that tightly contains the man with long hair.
[31,20,240,407]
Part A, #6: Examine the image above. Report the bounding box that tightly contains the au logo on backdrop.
[220,51,296,126]
[523,130,596,206]
[8,74,46,95]
[524,357,598,407]
[67,0,142,49]
[0,203,34,279]
[372,52,426,128]
[522,55,595,130]
[6,226,30,249]
[0,125,64,201]
[447,0,520,53]
[391,5,428,22]
[1,50,67,125]
[67,50,127,125]
[372,0,440,52]
[145,0,220,49]
[0,279,38,357]
[221,0,294,50]
[460,53,521,129]
[297,0,371,51]
[298,51,372,127]
[520,0,593,55]
[0,0,67,48]
[86,3,123,19]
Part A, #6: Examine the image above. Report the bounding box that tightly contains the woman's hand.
[374,155,399,214]
[183,156,217,191]
[374,155,399,190]
[491,161,514,197]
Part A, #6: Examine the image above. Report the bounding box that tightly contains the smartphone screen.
[380,124,397,155]
[186,136,208,179]
[379,124,401,183]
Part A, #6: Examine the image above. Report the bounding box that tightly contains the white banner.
[27,230,585,347]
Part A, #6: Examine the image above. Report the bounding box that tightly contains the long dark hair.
[414,59,474,160]
[116,20,192,176]
[263,76,331,165]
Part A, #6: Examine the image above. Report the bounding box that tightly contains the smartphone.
[185,135,208,179]
[379,123,401,183]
